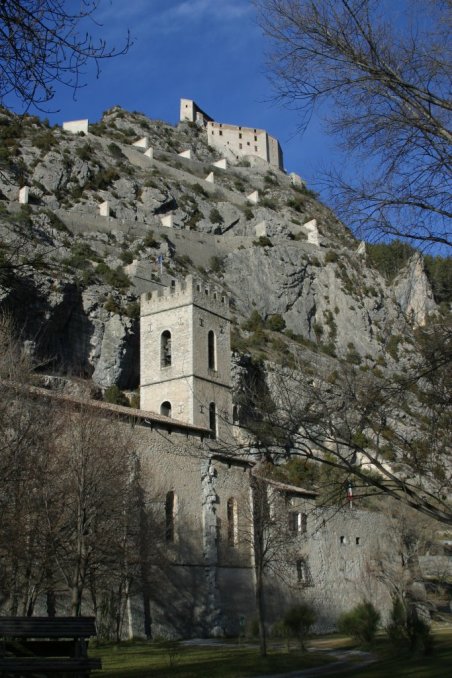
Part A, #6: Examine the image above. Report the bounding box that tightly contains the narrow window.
[239,143,243,150]
[239,133,242,139]
[219,130,223,136]
[288,511,307,533]
[160,401,172,417]
[161,330,171,367]
[356,537,360,545]
[254,135,257,141]
[254,146,258,152]
[340,535,346,545]
[209,402,217,437]
[227,497,238,546]
[165,491,177,542]
[208,330,216,370]
[296,558,312,586]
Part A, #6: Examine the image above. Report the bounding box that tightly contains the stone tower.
[140,276,232,439]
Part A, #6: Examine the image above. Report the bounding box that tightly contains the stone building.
[179,98,284,170]
[134,275,394,636]
[0,274,395,638]
[140,276,232,441]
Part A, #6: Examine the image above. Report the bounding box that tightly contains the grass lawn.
[335,626,452,677]
[91,642,333,677]
[91,626,452,677]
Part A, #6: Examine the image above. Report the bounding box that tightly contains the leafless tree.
[233,335,451,525]
[0,0,130,111]
[256,0,451,248]
[237,472,303,656]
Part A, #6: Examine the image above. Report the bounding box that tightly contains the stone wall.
[140,276,232,438]
[206,121,283,170]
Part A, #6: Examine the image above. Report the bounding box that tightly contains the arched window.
[209,402,216,437]
[165,491,177,542]
[208,330,216,370]
[161,330,172,367]
[160,401,172,417]
[227,497,238,546]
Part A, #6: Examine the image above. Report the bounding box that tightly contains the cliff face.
[0,106,437,389]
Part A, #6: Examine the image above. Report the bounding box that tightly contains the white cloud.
[92,0,254,45]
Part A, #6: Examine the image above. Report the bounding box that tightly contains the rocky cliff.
[0,105,440,392]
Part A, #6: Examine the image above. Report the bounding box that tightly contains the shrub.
[260,197,277,210]
[266,314,286,332]
[287,196,305,213]
[243,206,254,221]
[325,250,339,264]
[120,250,134,265]
[337,601,380,646]
[209,207,224,225]
[33,130,57,152]
[125,301,140,319]
[386,597,434,656]
[282,603,316,651]
[253,236,273,248]
[209,255,224,274]
[76,143,93,161]
[242,310,264,332]
[104,385,129,407]
[143,231,159,248]
[104,295,121,314]
[107,142,126,160]
[97,262,131,290]
[191,182,208,197]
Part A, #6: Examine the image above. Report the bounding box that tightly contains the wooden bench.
[0,616,102,676]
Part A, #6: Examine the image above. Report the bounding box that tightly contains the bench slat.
[0,657,102,672]
[0,616,96,638]
[3,639,77,656]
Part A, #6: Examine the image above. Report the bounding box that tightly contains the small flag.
[347,482,353,509]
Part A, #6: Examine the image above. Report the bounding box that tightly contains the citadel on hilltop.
[180,98,284,170]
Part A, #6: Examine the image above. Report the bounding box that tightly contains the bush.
[282,603,316,651]
[33,130,57,152]
[97,262,131,289]
[120,250,134,265]
[337,601,380,646]
[209,255,224,274]
[104,385,129,407]
[76,143,93,161]
[253,236,273,247]
[386,597,434,656]
[191,182,208,197]
[242,310,264,332]
[325,250,339,264]
[104,295,121,314]
[209,207,224,224]
[107,142,126,160]
[266,314,286,332]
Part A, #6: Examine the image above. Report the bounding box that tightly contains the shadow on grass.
[92,643,334,678]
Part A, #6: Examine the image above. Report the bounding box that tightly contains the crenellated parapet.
[141,275,230,320]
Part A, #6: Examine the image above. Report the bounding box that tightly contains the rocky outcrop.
[394,254,436,326]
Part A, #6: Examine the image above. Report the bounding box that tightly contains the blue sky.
[40,0,335,194]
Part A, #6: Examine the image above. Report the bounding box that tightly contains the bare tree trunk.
[255,562,267,657]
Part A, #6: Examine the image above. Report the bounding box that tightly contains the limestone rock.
[92,313,139,388]
[393,254,436,326]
